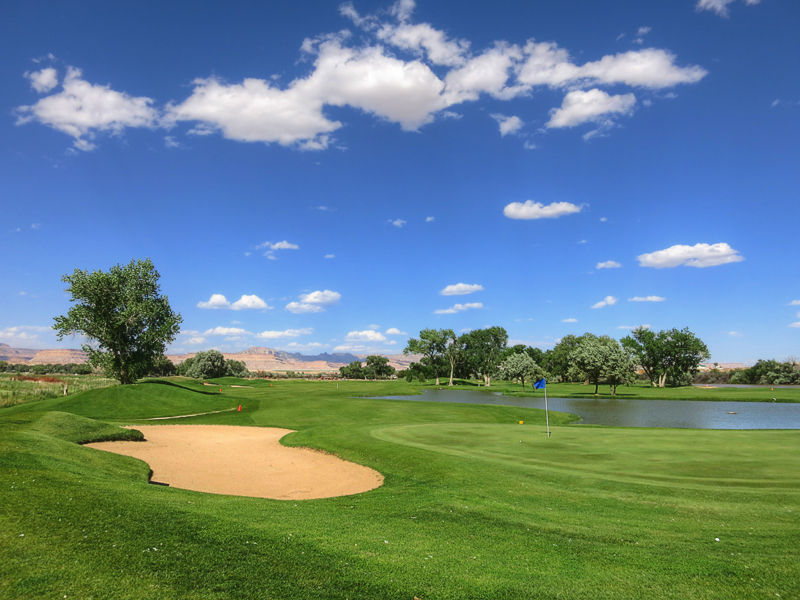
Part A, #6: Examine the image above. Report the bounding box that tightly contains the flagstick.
[544,386,550,438]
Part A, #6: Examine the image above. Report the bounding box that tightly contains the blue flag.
[534,378,546,390]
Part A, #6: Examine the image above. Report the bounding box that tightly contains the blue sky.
[1,0,798,364]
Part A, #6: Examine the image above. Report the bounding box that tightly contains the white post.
[545,387,550,438]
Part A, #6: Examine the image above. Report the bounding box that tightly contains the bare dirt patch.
[85,425,383,500]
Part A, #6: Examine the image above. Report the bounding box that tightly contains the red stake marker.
[238,405,242,412]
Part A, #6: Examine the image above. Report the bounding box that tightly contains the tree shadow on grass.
[139,379,219,396]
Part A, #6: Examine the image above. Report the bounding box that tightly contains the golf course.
[1,378,798,599]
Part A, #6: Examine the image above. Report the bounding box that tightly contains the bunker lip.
[85,424,383,500]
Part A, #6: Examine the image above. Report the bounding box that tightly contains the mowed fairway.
[1,379,798,599]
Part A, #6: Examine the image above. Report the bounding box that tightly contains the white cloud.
[368,324,381,330]
[591,296,618,309]
[324,254,335,259]
[426,216,435,222]
[257,328,314,339]
[16,67,158,151]
[503,200,582,220]
[596,260,621,269]
[729,331,743,337]
[281,342,327,352]
[0,326,51,344]
[634,27,652,45]
[197,294,272,310]
[696,0,761,18]
[440,283,483,296]
[517,42,706,90]
[164,135,180,148]
[258,240,299,251]
[25,68,58,93]
[546,89,636,129]
[386,328,406,335]
[599,217,608,222]
[618,324,651,330]
[345,330,388,342]
[561,318,577,323]
[637,243,744,268]
[390,218,407,228]
[790,322,800,329]
[434,302,483,315]
[204,327,249,336]
[628,296,666,302]
[17,6,708,151]
[490,113,524,136]
[788,300,800,306]
[286,289,341,313]
[186,337,208,345]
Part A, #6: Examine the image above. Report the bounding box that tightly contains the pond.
[371,389,800,430]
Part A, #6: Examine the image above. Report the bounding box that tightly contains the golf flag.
[534,378,546,389]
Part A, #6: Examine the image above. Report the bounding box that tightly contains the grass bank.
[1,379,797,599]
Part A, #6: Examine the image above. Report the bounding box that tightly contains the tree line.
[401,325,710,393]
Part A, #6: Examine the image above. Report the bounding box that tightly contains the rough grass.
[0,373,116,408]
[0,379,798,600]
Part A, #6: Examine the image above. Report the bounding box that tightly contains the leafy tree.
[339,361,365,379]
[186,350,227,379]
[461,326,508,386]
[544,335,582,382]
[498,352,545,391]
[53,258,182,385]
[365,355,395,379]
[225,359,249,378]
[569,335,633,395]
[148,355,177,377]
[621,327,710,387]
[404,328,452,385]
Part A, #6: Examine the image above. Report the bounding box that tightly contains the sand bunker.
[85,425,383,500]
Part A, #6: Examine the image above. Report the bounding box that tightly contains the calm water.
[372,389,800,429]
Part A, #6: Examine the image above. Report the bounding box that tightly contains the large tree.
[53,258,182,385]
[621,327,710,387]
[461,326,509,386]
[498,352,545,391]
[365,355,395,379]
[404,328,453,385]
[569,335,633,394]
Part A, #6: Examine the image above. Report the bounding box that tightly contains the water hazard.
[371,389,800,429]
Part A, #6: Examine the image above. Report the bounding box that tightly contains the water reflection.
[371,389,800,429]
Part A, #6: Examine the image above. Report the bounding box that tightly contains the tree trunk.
[435,376,440,385]
[594,382,599,394]
[658,373,666,387]
[449,359,455,386]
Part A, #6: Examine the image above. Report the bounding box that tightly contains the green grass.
[415,378,800,402]
[1,379,798,599]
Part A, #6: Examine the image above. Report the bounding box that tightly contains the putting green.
[372,423,800,491]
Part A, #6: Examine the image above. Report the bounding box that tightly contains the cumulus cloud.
[259,240,299,250]
[0,326,51,344]
[16,67,158,151]
[503,200,582,220]
[197,294,272,310]
[18,6,707,150]
[546,89,636,129]
[434,302,483,315]
[324,254,335,259]
[440,283,483,296]
[257,328,314,339]
[204,326,249,336]
[286,289,341,313]
[637,243,744,268]
[790,322,800,329]
[696,0,761,18]
[390,219,407,228]
[386,328,406,335]
[25,68,59,93]
[561,318,577,323]
[426,216,435,222]
[591,296,618,309]
[628,296,666,302]
[490,113,524,136]
[788,300,800,306]
[186,337,208,345]
[345,330,388,342]
[596,261,621,269]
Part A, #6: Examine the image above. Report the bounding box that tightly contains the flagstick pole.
[545,386,550,438]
